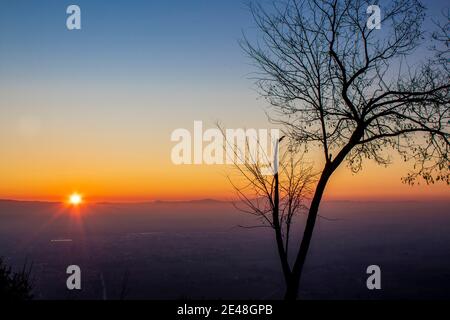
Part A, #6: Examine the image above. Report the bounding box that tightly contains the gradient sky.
[0,0,448,202]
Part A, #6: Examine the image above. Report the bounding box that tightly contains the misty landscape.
[0,199,449,300]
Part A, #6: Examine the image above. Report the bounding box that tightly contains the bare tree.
[222,131,315,295]
[242,0,449,299]
[431,9,449,74]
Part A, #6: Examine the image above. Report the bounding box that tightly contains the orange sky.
[1,147,448,203]
[0,91,447,203]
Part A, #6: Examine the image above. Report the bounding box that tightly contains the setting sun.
[69,193,83,205]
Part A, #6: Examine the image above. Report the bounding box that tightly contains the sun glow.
[69,193,83,205]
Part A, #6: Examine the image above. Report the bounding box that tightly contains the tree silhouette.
[242,0,449,299]
[223,133,315,293]
[0,258,33,300]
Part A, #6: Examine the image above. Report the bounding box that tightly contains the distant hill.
[152,198,225,205]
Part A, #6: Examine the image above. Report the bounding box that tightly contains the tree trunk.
[284,274,301,300]
[273,172,292,285]
[284,128,364,300]
[283,165,333,300]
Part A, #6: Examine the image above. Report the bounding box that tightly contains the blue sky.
[0,0,272,142]
[0,0,447,106]
[0,0,257,94]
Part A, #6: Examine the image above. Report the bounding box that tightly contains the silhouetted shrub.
[0,257,33,300]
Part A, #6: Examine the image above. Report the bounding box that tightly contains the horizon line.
[0,197,449,205]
